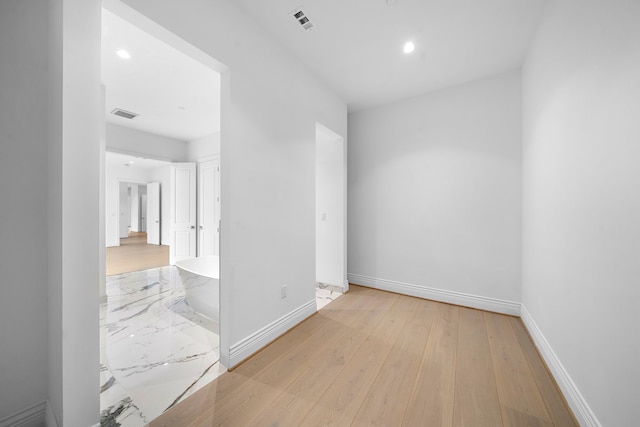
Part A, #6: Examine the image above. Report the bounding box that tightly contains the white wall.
[316,124,346,288]
[187,132,220,161]
[348,70,522,306]
[48,0,102,424]
[0,1,50,420]
[106,122,187,161]
[116,0,347,366]
[522,0,640,425]
[99,86,107,300]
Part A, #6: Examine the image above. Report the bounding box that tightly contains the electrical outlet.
[281,285,287,299]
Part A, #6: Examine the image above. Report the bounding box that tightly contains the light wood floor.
[105,231,169,276]
[150,285,577,426]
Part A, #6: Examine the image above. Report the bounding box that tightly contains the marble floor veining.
[315,282,344,310]
[100,266,342,427]
[100,266,222,427]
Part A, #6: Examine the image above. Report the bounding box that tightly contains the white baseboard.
[520,305,601,427]
[44,403,58,427]
[347,273,520,316]
[227,299,317,368]
[0,401,48,427]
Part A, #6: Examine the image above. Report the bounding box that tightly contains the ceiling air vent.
[291,7,314,31]
[111,108,139,120]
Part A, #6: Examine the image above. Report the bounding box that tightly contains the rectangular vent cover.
[291,7,314,31]
[111,108,139,120]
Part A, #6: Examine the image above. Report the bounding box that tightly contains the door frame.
[114,178,148,247]
[315,122,348,293]
[101,0,231,382]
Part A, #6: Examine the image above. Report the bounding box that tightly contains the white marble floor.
[100,267,342,427]
[100,266,222,427]
[315,283,344,310]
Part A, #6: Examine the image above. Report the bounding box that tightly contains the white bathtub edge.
[175,256,219,279]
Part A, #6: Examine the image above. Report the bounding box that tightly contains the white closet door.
[170,163,196,264]
[146,182,161,245]
[198,158,220,256]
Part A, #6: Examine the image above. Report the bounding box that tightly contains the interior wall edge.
[45,400,58,427]
[347,273,520,316]
[520,304,601,427]
[227,299,317,369]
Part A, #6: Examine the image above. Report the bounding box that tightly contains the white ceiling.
[101,1,548,138]
[101,9,220,141]
[234,0,549,111]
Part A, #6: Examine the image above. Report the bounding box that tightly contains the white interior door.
[147,182,161,245]
[140,194,147,232]
[119,182,130,239]
[198,158,220,256]
[170,162,197,264]
[130,185,139,232]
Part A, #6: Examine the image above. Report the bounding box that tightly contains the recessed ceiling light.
[116,49,131,59]
[403,41,415,54]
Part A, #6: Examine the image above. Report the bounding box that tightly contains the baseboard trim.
[0,401,48,427]
[228,299,317,368]
[520,305,601,427]
[347,273,520,316]
[45,403,58,427]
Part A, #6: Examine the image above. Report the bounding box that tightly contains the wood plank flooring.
[150,285,577,427]
[105,231,169,276]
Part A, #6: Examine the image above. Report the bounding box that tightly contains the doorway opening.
[315,122,347,310]
[106,176,169,275]
[99,5,226,426]
[105,154,172,275]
